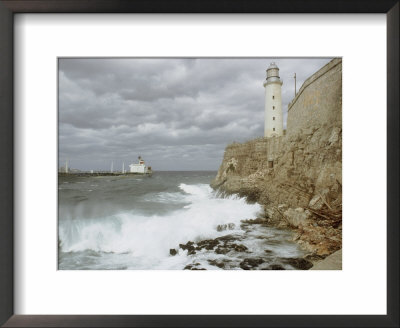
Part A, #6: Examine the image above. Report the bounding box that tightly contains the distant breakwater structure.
[210,58,342,269]
[58,171,152,177]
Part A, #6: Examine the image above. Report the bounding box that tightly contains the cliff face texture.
[212,58,342,258]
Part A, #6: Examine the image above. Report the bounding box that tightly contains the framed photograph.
[57,56,341,272]
[0,0,398,327]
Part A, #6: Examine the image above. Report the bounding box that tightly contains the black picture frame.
[0,1,398,327]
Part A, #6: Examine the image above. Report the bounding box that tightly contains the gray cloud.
[59,57,333,171]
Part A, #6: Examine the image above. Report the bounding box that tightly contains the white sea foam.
[59,183,262,268]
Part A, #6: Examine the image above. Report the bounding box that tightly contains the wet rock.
[267,264,285,270]
[178,234,247,257]
[179,241,194,250]
[217,224,227,232]
[281,257,313,270]
[208,259,225,269]
[215,247,230,255]
[239,258,265,270]
[264,249,273,254]
[216,223,236,232]
[216,234,237,243]
[197,239,219,250]
[179,241,196,253]
[169,249,177,256]
[241,218,268,224]
[233,244,248,252]
[184,263,206,270]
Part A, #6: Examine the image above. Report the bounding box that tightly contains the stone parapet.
[287,58,342,136]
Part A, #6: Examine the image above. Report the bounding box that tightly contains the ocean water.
[58,171,306,270]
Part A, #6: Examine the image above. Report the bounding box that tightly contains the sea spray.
[59,183,261,257]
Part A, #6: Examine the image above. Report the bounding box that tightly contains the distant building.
[129,157,149,174]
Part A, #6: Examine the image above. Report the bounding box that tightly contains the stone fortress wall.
[286,58,342,136]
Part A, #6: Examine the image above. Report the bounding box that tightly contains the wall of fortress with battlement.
[286,58,342,136]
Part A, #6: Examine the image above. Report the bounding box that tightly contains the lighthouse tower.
[263,63,283,138]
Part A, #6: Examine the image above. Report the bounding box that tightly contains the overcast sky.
[59,57,332,171]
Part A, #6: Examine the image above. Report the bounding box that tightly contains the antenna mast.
[294,73,297,96]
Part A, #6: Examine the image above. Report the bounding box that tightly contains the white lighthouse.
[263,62,283,138]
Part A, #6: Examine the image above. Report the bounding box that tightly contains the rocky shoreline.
[170,218,331,270]
[205,123,342,269]
[263,202,342,258]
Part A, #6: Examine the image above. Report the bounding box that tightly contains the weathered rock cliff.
[211,59,342,260]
